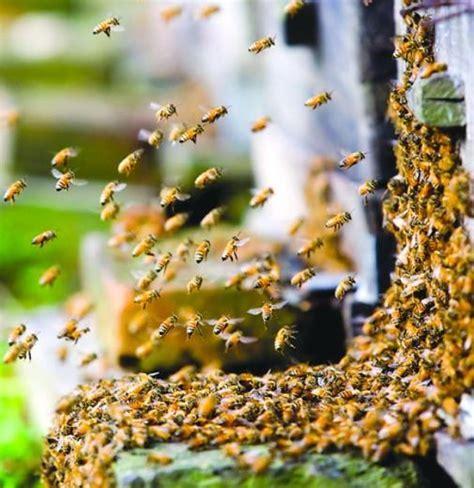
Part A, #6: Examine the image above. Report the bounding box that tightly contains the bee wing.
[240,335,258,344]
[247,307,262,315]
[220,332,231,340]
[114,182,127,192]
[51,168,63,179]
[198,105,210,112]
[131,270,146,280]
[72,179,88,187]
[235,237,250,247]
[138,129,152,142]
[250,188,260,195]
[150,102,163,111]
[229,318,244,325]
[110,25,125,32]
[272,300,288,310]
[176,192,191,202]
[206,319,218,326]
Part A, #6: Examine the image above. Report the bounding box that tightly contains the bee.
[248,36,275,54]
[253,273,278,291]
[195,167,223,189]
[178,124,205,144]
[65,292,94,321]
[164,212,189,233]
[100,181,127,206]
[92,16,123,37]
[221,330,257,352]
[185,313,204,339]
[155,251,172,273]
[250,187,274,208]
[201,106,228,124]
[358,179,378,205]
[251,116,271,133]
[240,451,273,474]
[222,234,250,262]
[207,315,243,336]
[176,238,194,262]
[3,179,27,203]
[421,62,447,79]
[79,352,98,367]
[304,91,332,110]
[335,275,356,300]
[290,267,316,288]
[168,123,187,144]
[247,301,287,326]
[117,149,145,176]
[296,238,324,258]
[284,0,305,16]
[186,275,203,294]
[57,318,78,340]
[152,314,178,342]
[160,5,183,22]
[3,343,24,364]
[339,151,366,169]
[101,201,120,221]
[287,216,305,236]
[195,239,211,263]
[134,289,161,309]
[275,325,297,354]
[51,147,79,168]
[150,102,178,122]
[201,206,225,230]
[31,230,57,248]
[39,265,60,286]
[133,269,158,291]
[56,345,68,362]
[8,324,26,346]
[147,452,173,465]
[51,169,86,191]
[132,234,157,258]
[128,311,149,335]
[22,334,39,361]
[198,393,218,418]
[159,186,191,208]
[135,340,154,359]
[198,4,221,19]
[225,271,247,290]
[325,211,352,231]
[138,128,164,149]
[108,231,136,249]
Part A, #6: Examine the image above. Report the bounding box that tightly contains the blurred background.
[0,0,401,485]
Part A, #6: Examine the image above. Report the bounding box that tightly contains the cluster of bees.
[4,0,473,485]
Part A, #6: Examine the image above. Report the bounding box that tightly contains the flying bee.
[178,124,205,144]
[31,230,57,248]
[70,326,91,344]
[195,167,223,189]
[221,234,250,262]
[164,212,189,233]
[339,151,366,169]
[150,102,177,122]
[287,216,305,236]
[132,234,158,258]
[176,238,194,262]
[92,16,123,37]
[250,187,274,208]
[101,201,120,221]
[198,393,218,418]
[3,179,27,203]
[51,147,79,169]
[138,128,164,149]
[152,314,179,342]
[8,324,26,346]
[117,149,145,176]
[18,334,38,361]
[335,275,356,300]
[135,340,154,359]
[186,275,203,294]
[133,269,158,291]
[275,325,297,354]
[421,62,447,79]
[147,452,173,465]
[201,105,228,124]
[251,116,271,133]
[160,186,191,208]
[108,231,136,249]
[253,273,278,291]
[39,265,60,286]
[56,345,68,362]
[358,179,379,205]
[79,352,97,367]
[325,211,352,231]
[221,330,257,352]
[134,289,161,309]
[155,251,172,273]
[207,315,244,336]
[168,123,187,144]
[247,301,287,326]
[185,313,204,339]
[57,318,78,341]
[198,4,221,19]
[304,91,332,110]
[51,169,87,191]
[248,36,275,54]
[225,271,247,290]
[200,206,225,230]
[291,267,316,288]
[100,181,127,206]
[195,239,211,263]
[284,0,305,16]
[160,5,183,22]
[3,342,24,364]
[297,237,324,258]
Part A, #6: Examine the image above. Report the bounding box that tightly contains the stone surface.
[436,433,474,488]
[114,443,425,488]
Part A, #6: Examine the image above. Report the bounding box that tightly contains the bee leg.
[105,28,111,37]
[191,137,197,144]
